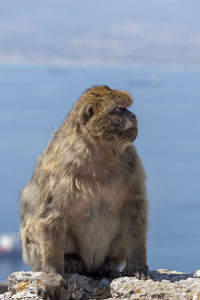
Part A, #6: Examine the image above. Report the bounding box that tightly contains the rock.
[0,269,199,299]
[110,269,200,300]
[1,271,111,299]
[193,270,200,278]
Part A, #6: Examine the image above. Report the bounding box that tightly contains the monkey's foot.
[64,254,86,274]
[123,267,152,280]
[37,271,67,300]
[94,257,121,279]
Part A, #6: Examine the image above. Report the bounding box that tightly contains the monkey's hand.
[37,271,67,300]
[123,264,152,280]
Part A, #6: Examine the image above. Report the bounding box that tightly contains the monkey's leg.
[64,254,86,274]
[122,206,152,280]
[94,257,121,279]
[93,235,126,279]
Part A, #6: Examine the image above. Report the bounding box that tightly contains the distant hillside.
[0,0,200,68]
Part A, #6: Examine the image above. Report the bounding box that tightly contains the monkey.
[20,85,151,300]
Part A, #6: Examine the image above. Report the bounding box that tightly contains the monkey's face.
[77,87,138,145]
[91,106,138,144]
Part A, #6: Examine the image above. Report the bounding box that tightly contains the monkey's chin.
[124,127,138,142]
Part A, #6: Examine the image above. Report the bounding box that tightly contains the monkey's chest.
[73,203,120,270]
[69,193,120,270]
[66,179,125,270]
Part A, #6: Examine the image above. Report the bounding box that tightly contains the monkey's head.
[72,85,138,146]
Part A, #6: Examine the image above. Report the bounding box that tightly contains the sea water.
[0,65,200,280]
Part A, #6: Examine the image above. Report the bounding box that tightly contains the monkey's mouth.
[125,126,138,135]
[124,122,138,133]
[124,119,137,131]
[122,125,138,142]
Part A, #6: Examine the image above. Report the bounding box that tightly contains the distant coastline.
[0,60,200,72]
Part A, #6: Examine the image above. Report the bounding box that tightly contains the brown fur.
[20,85,150,299]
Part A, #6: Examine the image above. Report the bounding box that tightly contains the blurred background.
[0,0,200,281]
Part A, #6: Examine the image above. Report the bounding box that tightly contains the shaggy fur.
[20,85,150,299]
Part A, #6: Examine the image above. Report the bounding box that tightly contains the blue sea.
[0,65,200,280]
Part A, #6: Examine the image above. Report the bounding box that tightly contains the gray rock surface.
[111,269,200,300]
[0,269,200,299]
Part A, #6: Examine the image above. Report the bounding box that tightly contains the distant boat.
[0,233,21,256]
[127,75,162,88]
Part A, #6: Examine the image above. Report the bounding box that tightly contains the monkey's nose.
[131,113,137,126]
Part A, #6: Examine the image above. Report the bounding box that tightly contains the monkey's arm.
[122,149,151,279]
[122,199,150,279]
[36,204,67,299]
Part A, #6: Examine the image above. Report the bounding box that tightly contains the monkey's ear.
[81,103,94,124]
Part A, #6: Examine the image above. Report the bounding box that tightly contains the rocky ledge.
[0,269,200,300]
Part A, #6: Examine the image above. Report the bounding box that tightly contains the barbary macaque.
[20,85,151,299]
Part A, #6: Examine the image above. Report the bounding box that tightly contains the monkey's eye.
[115,107,127,113]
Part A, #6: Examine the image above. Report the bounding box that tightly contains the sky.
[0,0,200,68]
[0,1,200,276]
